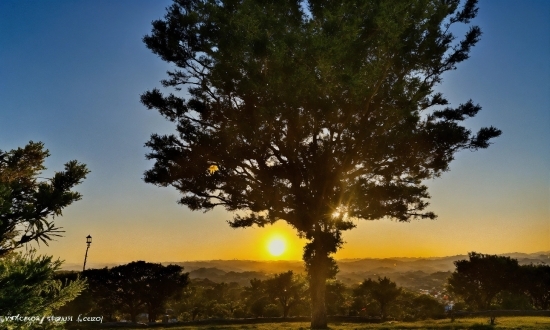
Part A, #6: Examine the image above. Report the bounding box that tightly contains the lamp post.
[83,235,92,272]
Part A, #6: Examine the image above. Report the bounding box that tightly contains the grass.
[93,317,550,330]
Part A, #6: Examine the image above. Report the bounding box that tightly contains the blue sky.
[0,0,548,264]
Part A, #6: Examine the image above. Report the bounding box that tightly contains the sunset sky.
[0,1,548,265]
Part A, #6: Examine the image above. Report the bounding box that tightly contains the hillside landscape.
[62,251,549,291]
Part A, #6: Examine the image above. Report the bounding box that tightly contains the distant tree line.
[56,261,189,323]
[57,266,445,322]
[56,252,549,323]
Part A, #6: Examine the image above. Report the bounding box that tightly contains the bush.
[413,294,446,319]
[263,304,282,317]
[497,291,533,310]
[0,252,86,325]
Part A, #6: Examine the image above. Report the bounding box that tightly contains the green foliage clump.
[0,252,86,329]
[447,253,550,313]
[0,141,89,257]
[520,263,550,310]
[264,271,308,317]
[353,277,402,320]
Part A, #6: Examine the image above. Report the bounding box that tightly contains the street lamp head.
[83,235,92,272]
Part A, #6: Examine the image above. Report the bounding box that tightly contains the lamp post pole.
[83,235,92,272]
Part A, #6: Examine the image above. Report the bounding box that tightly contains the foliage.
[55,268,119,322]
[404,293,446,320]
[171,278,216,321]
[0,141,88,329]
[496,291,533,310]
[325,280,350,316]
[520,264,550,310]
[86,268,121,320]
[262,304,282,317]
[59,261,189,323]
[84,317,550,330]
[389,290,417,321]
[447,252,520,310]
[60,257,547,324]
[200,281,244,319]
[0,141,89,257]
[142,1,500,326]
[264,271,308,317]
[171,272,311,320]
[242,278,269,318]
[107,261,189,322]
[0,251,86,329]
[141,263,190,322]
[353,277,402,319]
[54,268,121,322]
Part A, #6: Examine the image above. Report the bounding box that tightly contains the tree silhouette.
[325,280,348,316]
[520,264,550,310]
[265,271,308,317]
[76,268,120,322]
[108,261,189,323]
[171,279,208,321]
[447,252,520,310]
[0,141,88,320]
[242,278,269,318]
[0,141,89,257]
[142,264,189,322]
[142,0,500,327]
[354,277,401,320]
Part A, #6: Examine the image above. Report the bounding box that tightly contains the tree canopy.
[354,277,401,320]
[520,264,550,310]
[265,270,308,317]
[447,252,520,310]
[142,0,500,327]
[103,261,189,323]
[0,141,88,328]
[0,141,89,257]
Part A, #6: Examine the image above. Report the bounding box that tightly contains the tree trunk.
[130,310,137,323]
[283,305,289,318]
[305,226,340,329]
[307,235,331,329]
[149,310,157,323]
[380,302,386,320]
[309,268,328,329]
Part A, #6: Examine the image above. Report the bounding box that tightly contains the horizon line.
[62,250,550,266]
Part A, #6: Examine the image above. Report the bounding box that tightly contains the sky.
[0,0,548,265]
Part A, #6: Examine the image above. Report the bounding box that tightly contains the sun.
[267,237,286,257]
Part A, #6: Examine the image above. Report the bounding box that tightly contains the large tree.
[142,0,500,327]
[447,252,520,310]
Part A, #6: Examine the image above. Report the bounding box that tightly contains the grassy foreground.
[96,317,550,330]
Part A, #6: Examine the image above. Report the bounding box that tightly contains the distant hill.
[187,267,268,286]
[62,250,549,290]
[172,259,306,273]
